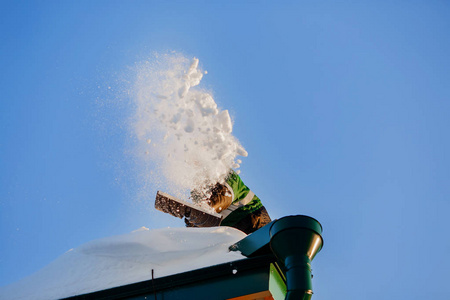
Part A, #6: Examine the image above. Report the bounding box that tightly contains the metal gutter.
[63,255,275,300]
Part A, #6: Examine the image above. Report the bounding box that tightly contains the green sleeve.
[222,171,263,227]
[226,171,250,204]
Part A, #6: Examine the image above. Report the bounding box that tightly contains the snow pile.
[132,53,247,199]
[0,227,246,300]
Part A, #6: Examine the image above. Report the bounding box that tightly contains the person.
[185,171,271,234]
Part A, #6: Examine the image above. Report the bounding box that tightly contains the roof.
[63,215,324,300]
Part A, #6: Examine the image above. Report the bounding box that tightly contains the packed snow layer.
[131,53,247,199]
[0,227,247,300]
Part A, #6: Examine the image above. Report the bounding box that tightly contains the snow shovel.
[155,191,223,227]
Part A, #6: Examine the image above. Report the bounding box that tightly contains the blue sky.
[1,1,449,299]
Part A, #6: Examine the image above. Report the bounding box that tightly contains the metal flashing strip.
[269,263,287,300]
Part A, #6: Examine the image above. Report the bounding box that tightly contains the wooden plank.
[155,191,222,226]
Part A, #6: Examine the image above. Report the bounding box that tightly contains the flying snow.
[131,53,247,199]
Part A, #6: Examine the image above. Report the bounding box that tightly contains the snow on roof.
[0,226,247,300]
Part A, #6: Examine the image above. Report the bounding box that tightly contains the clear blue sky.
[1,1,449,299]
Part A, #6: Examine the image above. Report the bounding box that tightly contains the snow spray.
[130,53,247,200]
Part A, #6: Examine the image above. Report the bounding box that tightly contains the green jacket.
[220,172,263,227]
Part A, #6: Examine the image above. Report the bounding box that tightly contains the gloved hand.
[191,183,233,214]
[208,183,233,213]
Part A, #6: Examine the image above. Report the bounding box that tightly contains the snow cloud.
[130,53,247,198]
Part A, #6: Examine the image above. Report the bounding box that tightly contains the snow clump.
[132,53,247,198]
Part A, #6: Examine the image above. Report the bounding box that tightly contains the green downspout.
[269,216,323,300]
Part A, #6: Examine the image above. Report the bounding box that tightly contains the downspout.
[269,216,323,300]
